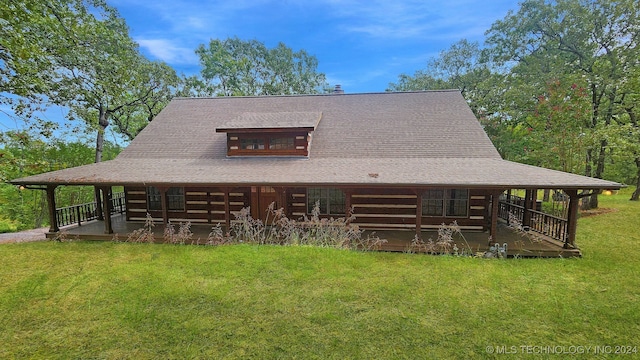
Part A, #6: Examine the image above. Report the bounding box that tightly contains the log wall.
[125,186,251,224]
[125,186,492,231]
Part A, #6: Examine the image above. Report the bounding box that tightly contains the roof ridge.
[172,89,462,101]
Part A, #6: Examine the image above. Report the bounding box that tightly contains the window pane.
[240,138,265,150]
[328,189,346,215]
[446,189,468,217]
[147,187,185,211]
[307,188,322,214]
[422,189,444,216]
[307,188,345,215]
[147,187,162,211]
[168,187,184,211]
[269,137,294,150]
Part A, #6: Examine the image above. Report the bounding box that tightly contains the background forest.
[1,0,639,232]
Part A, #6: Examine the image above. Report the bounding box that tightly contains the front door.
[251,186,278,223]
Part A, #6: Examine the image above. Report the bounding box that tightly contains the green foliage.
[0,190,638,358]
[0,131,121,230]
[1,0,179,161]
[0,216,19,233]
[392,0,640,196]
[195,37,327,96]
[484,0,640,185]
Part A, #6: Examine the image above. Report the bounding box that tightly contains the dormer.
[216,112,321,157]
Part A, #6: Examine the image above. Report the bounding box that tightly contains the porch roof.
[12,156,622,190]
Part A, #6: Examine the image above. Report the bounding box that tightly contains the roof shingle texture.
[13,91,622,189]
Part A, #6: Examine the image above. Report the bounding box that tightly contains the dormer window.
[216,112,321,157]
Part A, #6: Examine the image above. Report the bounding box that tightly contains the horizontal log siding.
[288,188,308,218]
[124,186,491,231]
[125,186,250,224]
[350,189,417,229]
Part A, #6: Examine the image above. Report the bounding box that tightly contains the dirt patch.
[579,208,618,218]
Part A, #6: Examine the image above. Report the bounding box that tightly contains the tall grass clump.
[224,201,386,251]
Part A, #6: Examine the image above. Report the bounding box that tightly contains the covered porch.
[50,213,581,258]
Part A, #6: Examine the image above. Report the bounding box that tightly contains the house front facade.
[12,90,622,250]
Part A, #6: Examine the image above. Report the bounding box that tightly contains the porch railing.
[56,192,126,228]
[498,197,568,245]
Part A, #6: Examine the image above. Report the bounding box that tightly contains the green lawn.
[1,189,639,359]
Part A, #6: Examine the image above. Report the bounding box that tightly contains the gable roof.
[216,111,322,132]
[12,90,622,190]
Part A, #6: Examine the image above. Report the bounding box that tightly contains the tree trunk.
[95,105,109,164]
[581,150,594,210]
[94,106,109,218]
[631,157,640,201]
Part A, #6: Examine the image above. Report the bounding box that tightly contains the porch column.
[489,190,502,241]
[415,190,423,238]
[344,189,353,219]
[281,188,289,216]
[564,189,579,248]
[94,186,104,221]
[158,186,169,225]
[274,187,289,217]
[523,189,533,230]
[46,185,59,233]
[505,189,512,225]
[100,186,113,234]
[223,187,231,230]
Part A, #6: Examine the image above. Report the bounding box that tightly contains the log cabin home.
[12,90,622,256]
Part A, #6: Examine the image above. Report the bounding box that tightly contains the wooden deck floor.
[52,215,580,258]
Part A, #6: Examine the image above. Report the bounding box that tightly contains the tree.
[485,0,640,208]
[1,0,179,161]
[387,39,504,121]
[0,0,69,135]
[523,78,591,173]
[0,130,121,230]
[195,37,326,96]
[41,1,178,162]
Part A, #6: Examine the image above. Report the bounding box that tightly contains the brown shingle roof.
[216,111,322,131]
[12,90,622,189]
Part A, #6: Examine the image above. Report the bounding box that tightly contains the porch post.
[490,190,501,241]
[100,186,113,234]
[565,189,579,248]
[158,186,169,225]
[344,189,353,219]
[223,187,231,230]
[523,189,533,230]
[415,189,422,237]
[281,187,289,217]
[95,186,104,221]
[505,189,512,225]
[46,185,59,233]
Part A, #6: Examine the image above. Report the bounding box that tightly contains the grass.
[0,189,639,359]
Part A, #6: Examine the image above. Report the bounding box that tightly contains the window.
[422,189,444,216]
[240,138,265,150]
[422,189,468,217]
[269,137,295,150]
[147,187,185,211]
[307,188,346,215]
[227,132,308,156]
[147,187,162,211]
[446,189,468,217]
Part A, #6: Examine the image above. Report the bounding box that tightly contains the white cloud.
[136,38,199,65]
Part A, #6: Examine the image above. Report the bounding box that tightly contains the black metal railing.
[56,192,126,228]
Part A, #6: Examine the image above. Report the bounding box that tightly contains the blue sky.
[114,0,521,93]
[1,0,521,137]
